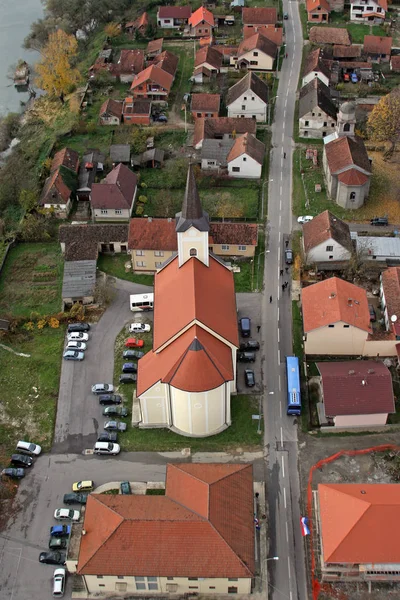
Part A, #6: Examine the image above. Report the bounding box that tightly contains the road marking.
[281,455,285,477]
[281,133,284,142]
[278,231,281,244]
[287,556,291,580]
[284,486,287,509]
[279,213,282,227]
[278,328,280,343]
[290,592,293,600]
[277,307,279,321]
[280,185,282,196]
[279,198,282,210]
[10,547,22,600]
[279,400,282,418]
[279,374,281,391]
[280,427,283,447]
[278,348,280,364]
[286,521,289,543]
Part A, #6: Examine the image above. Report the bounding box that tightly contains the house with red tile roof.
[157,5,191,28]
[302,210,352,264]
[110,49,145,82]
[350,0,387,23]
[128,217,258,271]
[226,72,269,122]
[317,360,395,427]
[309,26,351,45]
[99,99,122,125]
[192,45,223,83]
[363,35,392,62]
[130,65,174,100]
[125,12,149,36]
[150,50,179,79]
[316,483,400,582]
[227,132,265,178]
[90,164,137,222]
[191,93,220,119]
[122,98,152,125]
[193,116,257,149]
[75,463,255,594]
[188,6,215,37]
[243,25,283,46]
[51,148,79,174]
[306,0,331,22]
[146,38,163,59]
[40,167,77,218]
[235,33,277,71]
[135,165,239,436]
[302,277,372,355]
[380,267,400,339]
[242,7,277,27]
[301,48,331,87]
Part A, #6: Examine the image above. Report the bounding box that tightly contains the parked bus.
[286,356,301,416]
[129,293,154,312]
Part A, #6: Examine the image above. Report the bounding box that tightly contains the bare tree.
[95,274,115,306]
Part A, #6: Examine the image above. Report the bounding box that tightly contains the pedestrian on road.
[285,240,289,248]
[280,269,283,276]
[285,53,288,58]
[284,281,288,288]
[257,325,261,333]
[284,152,286,159]
[282,284,285,292]
[285,267,289,273]
[269,295,272,303]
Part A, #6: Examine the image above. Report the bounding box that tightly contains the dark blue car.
[50,525,71,538]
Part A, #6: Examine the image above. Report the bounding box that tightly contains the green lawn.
[164,43,195,114]
[0,243,64,318]
[97,254,154,287]
[58,127,114,157]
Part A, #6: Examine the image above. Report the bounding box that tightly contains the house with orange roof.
[242,7,277,28]
[235,33,278,71]
[192,45,223,83]
[191,93,220,119]
[306,0,330,22]
[315,483,400,582]
[302,277,372,355]
[302,210,353,265]
[363,35,392,62]
[134,165,239,437]
[188,6,215,37]
[227,132,265,178]
[146,38,163,59]
[72,463,255,594]
[350,0,387,23]
[99,98,122,125]
[243,25,283,46]
[125,12,149,36]
[39,168,77,218]
[380,267,400,340]
[130,65,173,100]
[122,98,152,125]
[110,49,144,82]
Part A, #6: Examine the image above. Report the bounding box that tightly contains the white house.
[299,78,337,139]
[234,33,277,72]
[226,71,268,122]
[301,48,330,88]
[227,132,265,179]
[350,0,386,23]
[90,163,137,223]
[302,210,353,264]
[157,5,191,28]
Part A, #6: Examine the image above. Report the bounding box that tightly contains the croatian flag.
[300,517,310,537]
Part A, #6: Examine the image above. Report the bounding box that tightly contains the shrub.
[23,321,34,331]
[37,319,46,329]
[49,317,60,328]
[69,303,85,321]
[136,205,144,215]
[138,195,148,204]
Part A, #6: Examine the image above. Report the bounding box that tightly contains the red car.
[125,338,144,348]
[343,73,350,82]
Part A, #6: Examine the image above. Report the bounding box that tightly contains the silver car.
[65,341,87,351]
[63,350,84,361]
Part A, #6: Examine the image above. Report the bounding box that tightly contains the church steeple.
[175,164,210,267]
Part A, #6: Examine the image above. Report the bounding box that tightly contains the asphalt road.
[262,2,309,599]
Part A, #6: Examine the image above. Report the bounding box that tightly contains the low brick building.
[191,93,220,118]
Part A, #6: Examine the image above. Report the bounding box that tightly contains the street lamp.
[266,556,279,562]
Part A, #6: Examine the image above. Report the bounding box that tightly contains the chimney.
[348,298,353,306]
[361,380,366,386]
[348,370,355,375]
[148,217,152,222]
[82,529,86,535]
[367,369,375,374]
[329,292,336,299]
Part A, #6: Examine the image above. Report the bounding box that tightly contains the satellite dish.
[391,315,398,323]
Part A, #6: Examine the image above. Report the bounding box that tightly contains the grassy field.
[164,43,195,114]
[97,254,154,287]
[0,243,64,318]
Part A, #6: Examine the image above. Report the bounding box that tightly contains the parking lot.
[236,292,263,395]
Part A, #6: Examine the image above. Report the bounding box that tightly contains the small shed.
[62,260,97,308]
[141,148,165,168]
[110,144,131,164]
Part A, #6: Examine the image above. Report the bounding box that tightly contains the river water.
[0,0,43,118]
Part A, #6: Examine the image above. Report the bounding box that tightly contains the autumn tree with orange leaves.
[35,30,80,103]
[367,88,400,159]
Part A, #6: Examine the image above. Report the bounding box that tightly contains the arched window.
[343,123,350,132]
[189,248,197,256]
[350,192,356,201]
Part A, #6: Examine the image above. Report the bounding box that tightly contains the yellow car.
[72,480,94,493]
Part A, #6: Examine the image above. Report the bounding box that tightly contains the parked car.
[53,568,66,597]
[50,525,71,538]
[239,317,251,337]
[63,350,84,361]
[49,537,67,550]
[125,337,144,348]
[237,352,256,363]
[93,441,121,455]
[351,72,358,83]
[99,394,122,405]
[123,349,144,359]
[97,432,118,443]
[129,323,151,333]
[104,420,127,432]
[244,369,256,387]
[54,508,80,522]
[343,73,350,82]
[153,114,168,123]
[92,383,114,395]
[285,249,293,264]
[65,341,87,351]
[119,373,137,384]
[67,332,89,342]
[67,323,90,333]
[369,304,377,322]
[120,481,132,495]
[39,551,66,565]
[370,217,388,226]
[1,467,25,479]
[103,406,129,417]
[10,454,33,468]
[72,480,93,492]
[122,362,138,373]
[16,440,41,456]
[63,493,88,505]
[239,340,260,351]
[297,215,313,224]
[283,12,288,19]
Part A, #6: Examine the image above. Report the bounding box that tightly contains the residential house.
[390,55,400,72]
[380,267,400,339]
[226,71,269,122]
[192,45,223,83]
[326,0,344,10]
[243,26,283,47]
[188,6,215,37]
[201,138,235,172]
[39,168,77,218]
[242,7,277,28]
[130,65,173,100]
[123,98,152,125]
[333,44,362,60]
[99,99,122,125]
[363,35,392,62]
[77,151,105,201]
[302,277,372,355]
[157,5,192,28]
[356,236,400,265]
[306,0,331,22]
[128,217,259,271]
[193,116,257,150]
[350,0,387,23]
[146,38,163,59]
[73,463,255,594]
[299,79,337,138]
[309,26,351,45]
[59,223,129,257]
[301,48,331,87]
[62,259,96,308]
[317,360,395,427]
[235,33,277,71]
[323,102,371,209]
[227,132,265,179]
[151,50,179,79]
[51,148,79,174]
[125,12,148,36]
[191,94,220,119]
[110,49,145,82]
[315,483,400,582]
[302,210,353,265]
[90,164,137,222]
[110,144,130,165]
[213,45,239,65]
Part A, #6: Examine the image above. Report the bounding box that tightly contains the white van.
[53,568,66,597]
[93,442,120,455]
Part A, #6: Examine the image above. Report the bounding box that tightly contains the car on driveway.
[283,12,288,19]
[65,341,87,351]
[98,394,122,405]
[285,249,293,264]
[11,454,33,468]
[39,551,66,565]
[16,440,41,455]
[50,525,71,538]
[72,480,93,492]
[103,406,129,417]
[239,340,260,351]
[93,441,121,455]
[371,217,388,226]
[297,215,313,224]
[63,350,84,361]
[122,362,138,373]
[237,352,256,363]
[120,481,132,494]
[67,323,90,333]
[119,373,137,384]
[54,508,80,522]
[244,369,255,387]
[239,317,251,337]
[129,323,151,333]
[67,332,89,342]
[104,420,127,432]
[92,383,114,395]
[49,537,67,550]
[63,493,88,505]
[369,304,376,322]
[1,467,25,479]
[351,72,358,83]
[97,432,118,443]
[125,337,144,348]
[53,568,66,597]
[123,349,144,359]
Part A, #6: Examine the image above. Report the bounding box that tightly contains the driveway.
[53,278,153,454]
[236,293,263,395]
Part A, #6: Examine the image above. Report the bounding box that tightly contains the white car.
[67,332,89,342]
[65,341,87,351]
[53,568,66,597]
[297,216,314,224]
[129,323,151,333]
[16,441,41,456]
[93,442,121,455]
[91,383,114,395]
[54,508,80,522]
